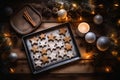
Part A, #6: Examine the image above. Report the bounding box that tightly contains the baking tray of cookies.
[22,23,81,74]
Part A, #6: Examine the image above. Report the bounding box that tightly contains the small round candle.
[78,22,90,34]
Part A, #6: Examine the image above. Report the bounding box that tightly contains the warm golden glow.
[114,39,118,44]
[98,4,104,8]
[9,68,15,73]
[83,53,93,59]
[110,33,115,38]
[65,17,69,22]
[111,51,118,56]
[91,11,95,15]
[86,54,92,59]
[114,3,119,7]
[78,22,90,34]
[72,3,77,8]
[117,19,120,25]
[117,57,120,61]
[58,16,69,22]
[105,66,111,72]
[60,5,64,9]
[79,16,83,21]
[3,33,11,37]
[6,37,12,46]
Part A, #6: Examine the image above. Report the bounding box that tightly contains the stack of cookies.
[26,27,77,69]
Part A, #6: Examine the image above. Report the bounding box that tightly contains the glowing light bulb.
[91,11,95,15]
[111,51,118,56]
[117,19,120,25]
[79,16,83,21]
[98,4,104,8]
[105,66,111,73]
[72,3,77,8]
[114,3,119,7]
[9,68,15,73]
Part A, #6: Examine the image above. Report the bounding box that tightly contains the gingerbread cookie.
[48,42,56,51]
[66,53,74,58]
[35,60,42,67]
[33,53,40,59]
[41,55,49,64]
[47,34,55,41]
[39,40,47,47]
[65,43,72,51]
[63,36,71,43]
[31,45,39,53]
[29,36,39,45]
[58,49,67,58]
[59,28,67,35]
[55,41,64,49]
[49,51,57,61]
[39,33,46,40]
[54,34,61,41]
[40,48,47,55]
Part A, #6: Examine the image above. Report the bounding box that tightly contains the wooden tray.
[10,5,42,35]
[22,23,81,74]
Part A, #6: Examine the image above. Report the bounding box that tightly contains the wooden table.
[3,22,94,74]
[1,1,114,74]
[1,1,119,80]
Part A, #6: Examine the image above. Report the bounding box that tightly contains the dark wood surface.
[1,1,114,74]
[1,0,119,80]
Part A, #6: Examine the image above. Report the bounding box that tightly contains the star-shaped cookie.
[55,41,64,49]
[33,53,40,59]
[67,53,74,58]
[65,43,72,51]
[39,33,46,40]
[48,42,56,51]
[29,37,39,45]
[40,48,47,55]
[34,60,42,67]
[39,40,47,47]
[54,34,61,41]
[31,45,39,53]
[63,36,71,43]
[48,34,55,41]
[59,28,67,35]
[41,55,49,64]
[58,49,67,58]
[49,51,57,61]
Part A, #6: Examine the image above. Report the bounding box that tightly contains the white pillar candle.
[77,22,90,37]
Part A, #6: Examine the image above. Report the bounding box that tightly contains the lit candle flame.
[78,22,90,34]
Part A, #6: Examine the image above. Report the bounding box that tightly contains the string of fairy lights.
[46,0,120,73]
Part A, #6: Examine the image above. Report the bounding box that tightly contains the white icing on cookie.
[34,60,42,67]
[55,41,64,49]
[49,51,57,60]
[39,40,47,47]
[48,41,56,51]
[66,53,74,58]
[54,34,61,41]
[58,49,66,58]
[33,53,40,59]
